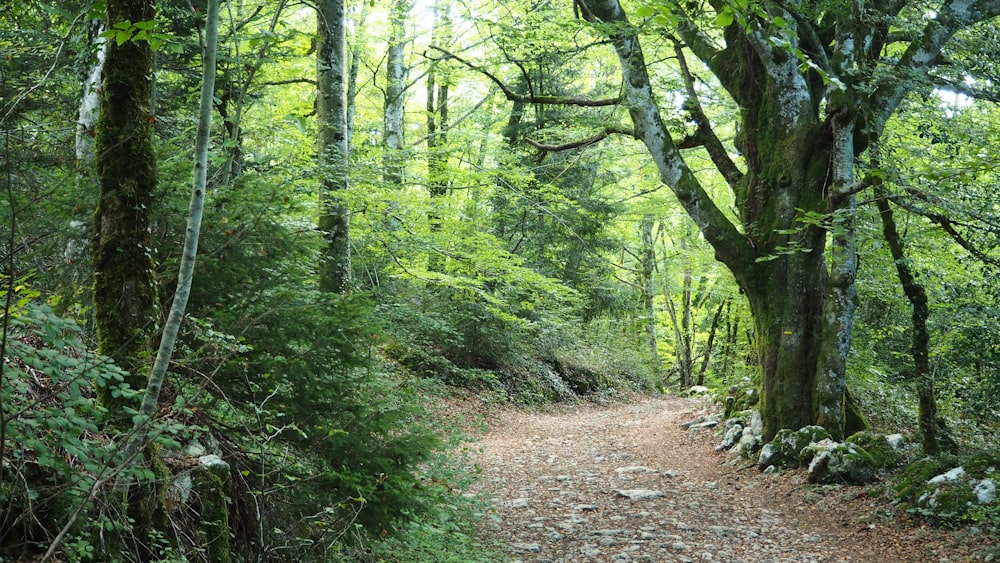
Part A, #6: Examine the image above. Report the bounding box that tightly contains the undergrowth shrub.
[0,302,195,560]
[195,290,493,558]
[894,452,1000,529]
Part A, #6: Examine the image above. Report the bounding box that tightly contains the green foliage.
[195,289,457,549]
[895,452,1000,528]
[0,302,172,559]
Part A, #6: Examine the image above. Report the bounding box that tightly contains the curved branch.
[523,125,634,152]
[427,46,621,107]
[884,194,1000,267]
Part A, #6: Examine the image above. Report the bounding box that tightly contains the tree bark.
[698,300,727,385]
[875,188,955,454]
[639,215,660,384]
[317,0,351,292]
[383,0,410,187]
[426,0,451,271]
[93,0,160,412]
[570,0,1000,440]
[76,23,105,161]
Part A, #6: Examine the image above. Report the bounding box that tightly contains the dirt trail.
[471,396,987,562]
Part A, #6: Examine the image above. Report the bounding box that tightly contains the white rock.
[512,542,541,553]
[928,466,965,485]
[198,454,229,470]
[169,473,193,504]
[185,439,207,457]
[509,498,530,508]
[885,434,905,449]
[974,479,996,504]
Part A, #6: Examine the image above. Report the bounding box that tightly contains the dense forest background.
[2,0,1000,560]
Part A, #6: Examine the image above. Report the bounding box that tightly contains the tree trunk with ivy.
[576,0,1000,441]
[93,0,159,413]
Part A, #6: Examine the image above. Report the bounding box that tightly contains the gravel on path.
[470,396,989,562]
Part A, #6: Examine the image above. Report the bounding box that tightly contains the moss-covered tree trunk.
[93,0,159,412]
[317,0,351,293]
[579,0,845,441]
[577,0,999,441]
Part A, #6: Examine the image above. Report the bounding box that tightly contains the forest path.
[471,396,984,562]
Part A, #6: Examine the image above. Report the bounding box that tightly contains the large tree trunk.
[317,0,351,292]
[574,0,1000,441]
[93,0,160,412]
[578,0,850,440]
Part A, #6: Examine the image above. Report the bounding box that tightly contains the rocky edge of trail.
[467,397,993,562]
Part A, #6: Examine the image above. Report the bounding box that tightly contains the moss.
[809,443,877,484]
[723,383,759,419]
[844,386,870,436]
[192,459,232,563]
[895,455,961,503]
[964,451,1000,476]
[93,0,160,414]
[123,444,173,560]
[760,425,831,469]
[847,431,901,469]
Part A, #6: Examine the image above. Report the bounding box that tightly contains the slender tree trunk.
[383,0,410,187]
[680,259,693,387]
[639,215,660,384]
[875,188,954,454]
[93,0,159,412]
[317,0,351,292]
[76,23,105,161]
[125,0,219,461]
[698,299,726,385]
[426,0,451,271]
[345,1,368,150]
[720,301,738,379]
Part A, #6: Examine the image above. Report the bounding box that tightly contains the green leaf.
[635,6,655,18]
[715,9,734,28]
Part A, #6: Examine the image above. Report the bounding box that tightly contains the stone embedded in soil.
[615,488,666,500]
[615,465,658,474]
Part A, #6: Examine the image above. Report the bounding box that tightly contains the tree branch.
[673,41,744,191]
[931,75,1000,104]
[523,125,634,152]
[868,0,1000,138]
[426,46,621,107]
[884,194,1000,267]
[578,0,754,277]
[259,78,318,87]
